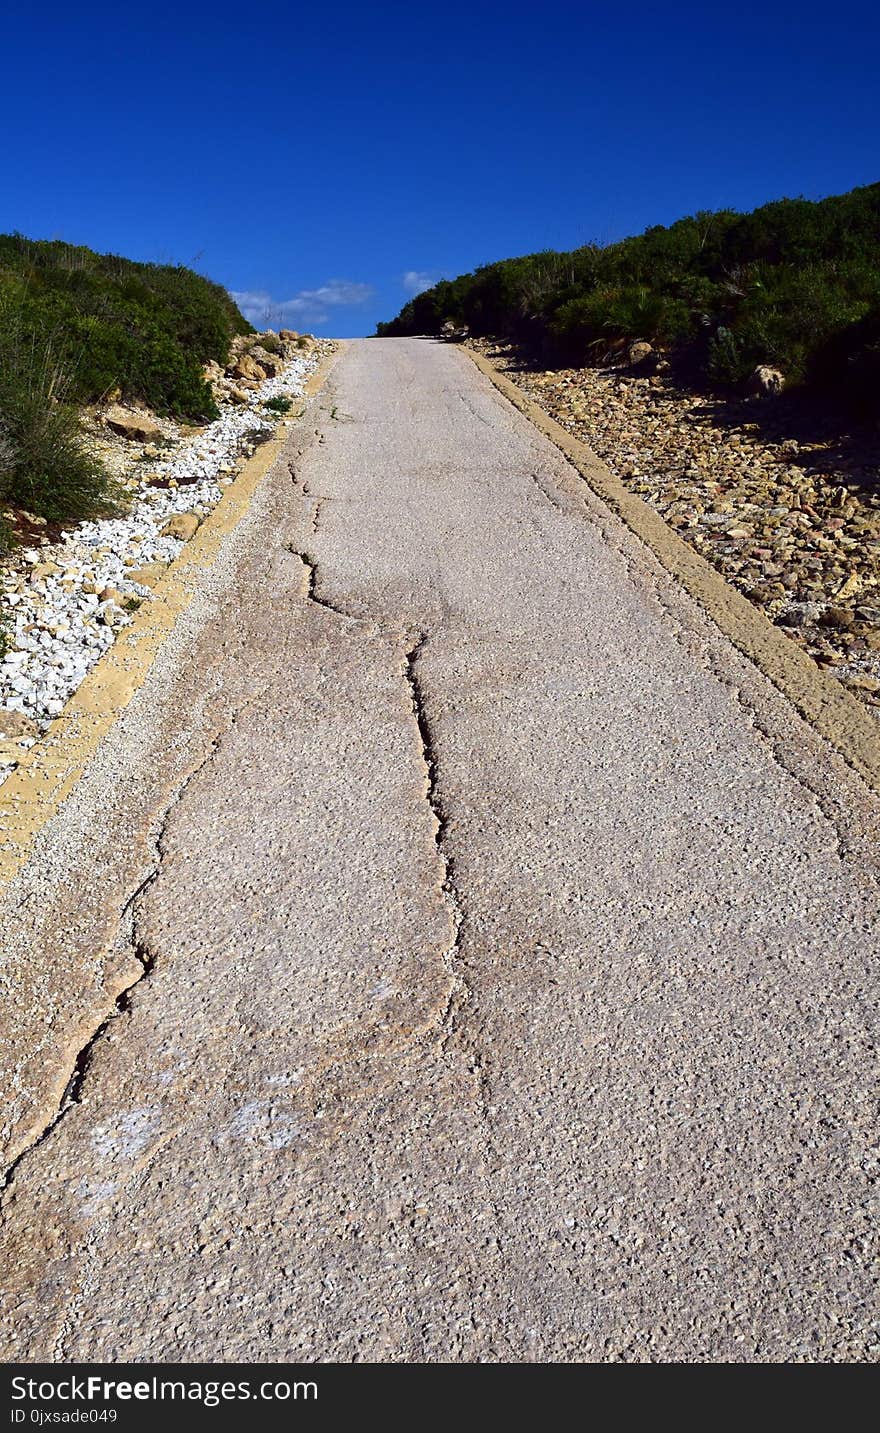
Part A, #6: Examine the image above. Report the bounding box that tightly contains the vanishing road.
[1,339,878,1362]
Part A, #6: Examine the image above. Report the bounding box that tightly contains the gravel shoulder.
[0,338,336,778]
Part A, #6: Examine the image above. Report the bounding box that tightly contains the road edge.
[463,344,880,795]
[0,344,344,888]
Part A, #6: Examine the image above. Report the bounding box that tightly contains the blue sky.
[2,1,878,337]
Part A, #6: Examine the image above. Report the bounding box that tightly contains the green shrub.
[378,182,880,410]
[707,327,751,385]
[809,306,880,413]
[0,234,252,420]
[256,332,283,354]
[550,284,693,356]
[264,395,292,414]
[0,317,119,523]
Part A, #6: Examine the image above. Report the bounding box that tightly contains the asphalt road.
[1,338,878,1362]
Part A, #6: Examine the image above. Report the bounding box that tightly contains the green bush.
[0,318,119,525]
[809,307,880,413]
[377,182,880,410]
[0,234,252,419]
[256,332,283,355]
[264,395,293,414]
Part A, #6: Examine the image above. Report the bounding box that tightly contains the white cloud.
[402,269,442,296]
[229,279,374,330]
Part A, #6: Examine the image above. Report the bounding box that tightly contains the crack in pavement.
[0,706,251,1208]
[289,546,363,621]
[401,632,468,1051]
[287,460,330,534]
[400,632,504,1265]
[280,507,490,1138]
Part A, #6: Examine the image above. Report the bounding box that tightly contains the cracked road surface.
[1,338,879,1363]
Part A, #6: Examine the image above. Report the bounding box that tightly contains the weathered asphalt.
[1,338,878,1362]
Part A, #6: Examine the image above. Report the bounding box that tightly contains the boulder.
[279,329,299,341]
[440,321,469,342]
[748,366,785,397]
[228,354,266,383]
[29,561,61,582]
[249,347,284,377]
[627,340,654,365]
[105,405,163,442]
[161,512,200,542]
[0,710,39,740]
[128,562,168,589]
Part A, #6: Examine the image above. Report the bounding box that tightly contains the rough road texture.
[1,338,878,1363]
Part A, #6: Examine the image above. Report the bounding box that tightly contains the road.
[1,338,878,1362]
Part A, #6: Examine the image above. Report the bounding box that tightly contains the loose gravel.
[0,346,331,783]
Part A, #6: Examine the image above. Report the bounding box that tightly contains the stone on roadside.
[0,710,39,740]
[228,354,266,382]
[747,366,785,398]
[161,512,200,542]
[29,562,61,582]
[836,572,862,600]
[819,606,854,629]
[97,600,126,627]
[627,341,654,365]
[105,405,163,442]
[128,562,168,589]
[249,347,284,377]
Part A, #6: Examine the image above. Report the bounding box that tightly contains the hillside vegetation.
[378,183,880,410]
[0,235,252,531]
